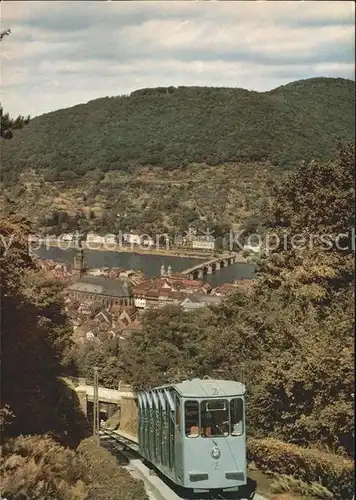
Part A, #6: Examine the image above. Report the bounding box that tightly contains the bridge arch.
[182,253,237,280]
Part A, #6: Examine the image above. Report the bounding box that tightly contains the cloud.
[1,1,354,117]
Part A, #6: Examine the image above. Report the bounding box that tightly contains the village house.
[38,259,72,282]
[69,298,141,345]
[191,237,216,251]
[122,233,140,245]
[85,233,117,246]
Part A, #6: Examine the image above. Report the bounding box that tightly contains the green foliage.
[247,438,353,500]
[123,305,220,389]
[0,434,149,500]
[0,216,88,445]
[2,78,354,184]
[0,28,11,40]
[77,437,149,500]
[270,475,333,499]
[5,161,279,239]
[0,434,88,500]
[70,343,122,389]
[1,105,30,140]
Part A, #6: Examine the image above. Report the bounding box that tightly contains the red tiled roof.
[169,273,187,279]
[134,279,154,289]
[181,279,203,287]
[158,289,173,297]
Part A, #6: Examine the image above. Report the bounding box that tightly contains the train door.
[146,392,154,462]
[174,394,183,484]
[152,392,160,464]
[137,394,144,455]
[167,399,175,471]
[163,388,176,478]
[139,393,149,459]
[157,391,166,468]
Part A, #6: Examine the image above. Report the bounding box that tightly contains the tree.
[0,216,87,445]
[122,305,219,389]
[0,28,11,41]
[0,105,31,139]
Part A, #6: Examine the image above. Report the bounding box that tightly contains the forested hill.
[2,77,355,183]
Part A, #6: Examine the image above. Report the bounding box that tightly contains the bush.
[247,438,353,500]
[270,475,333,499]
[0,434,88,500]
[77,437,148,500]
[0,435,149,500]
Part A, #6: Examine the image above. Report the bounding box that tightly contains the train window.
[185,401,199,438]
[176,397,181,430]
[206,400,227,411]
[201,399,229,437]
[230,398,244,436]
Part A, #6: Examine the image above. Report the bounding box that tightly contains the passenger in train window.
[185,400,199,437]
[188,425,199,437]
[201,400,229,437]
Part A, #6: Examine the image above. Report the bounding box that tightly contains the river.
[36,247,256,287]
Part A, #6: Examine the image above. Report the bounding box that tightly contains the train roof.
[154,378,246,397]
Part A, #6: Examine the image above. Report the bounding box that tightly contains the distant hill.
[1,77,354,184]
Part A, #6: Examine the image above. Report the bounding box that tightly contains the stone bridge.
[183,253,240,280]
[65,378,135,416]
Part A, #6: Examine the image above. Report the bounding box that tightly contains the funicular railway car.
[137,378,246,493]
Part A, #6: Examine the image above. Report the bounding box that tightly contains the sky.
[1,1,354,118]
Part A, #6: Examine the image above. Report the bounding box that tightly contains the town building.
[85,233,117,246]
[60,233,75,242]
[122,233,141,245]
[132,276,211,310]
[191,238,216,251]
[86,232,107,245]
[67,276,134,308]
[72,247,88,278]
[180,295,222,312]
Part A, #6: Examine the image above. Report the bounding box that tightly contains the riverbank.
[37,246,256,286]
[36,240,245,261]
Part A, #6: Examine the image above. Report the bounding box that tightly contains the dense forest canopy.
[1,77,354,185]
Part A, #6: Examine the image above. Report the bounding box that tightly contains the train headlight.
[211,447,221,459]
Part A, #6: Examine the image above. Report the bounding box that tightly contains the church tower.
[72,245,87,278]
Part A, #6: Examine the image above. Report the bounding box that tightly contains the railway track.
[100,429,267,500]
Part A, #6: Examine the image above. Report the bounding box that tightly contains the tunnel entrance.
[87,401,117,424]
